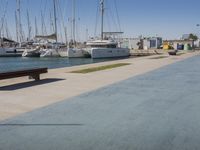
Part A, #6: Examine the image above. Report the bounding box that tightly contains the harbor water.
[0,57,125,73]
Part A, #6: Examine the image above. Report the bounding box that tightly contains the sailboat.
[0,0,23,57]
[0,38,20,57]
[40,0,67,57]
[85,0,130,59]
[66,0,88,58]
[22,34,58,57]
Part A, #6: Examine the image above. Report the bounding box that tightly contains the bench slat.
[0,68,48,80]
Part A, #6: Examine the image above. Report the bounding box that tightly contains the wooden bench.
[0,68,48,81]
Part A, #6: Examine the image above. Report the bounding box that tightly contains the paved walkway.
[1,55,200,150]
[0,52,198,121]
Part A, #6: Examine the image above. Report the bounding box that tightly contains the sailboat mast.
[41,11,44,35]
[5,21,10,39]
[50,12,54,33]
[0,1,8,39]
[15,11,19,42]
[27,10,31,41]
[100,0,104,40]
[53,0,58,42]
[17,0,23,42]
[64,26,68,45]
[35,17,38,36]
[72,0,76,45]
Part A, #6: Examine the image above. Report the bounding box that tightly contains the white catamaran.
[85,0,130,59]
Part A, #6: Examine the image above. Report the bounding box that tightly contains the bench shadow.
[0,123,83,127]
[0,78,65,91]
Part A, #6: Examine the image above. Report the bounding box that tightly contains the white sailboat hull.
[40,49,60,57]
[67,48,89,58]
[90,48,130,59]
[22,48,40,57]
[0,47,22,57]
[58,48,68,57]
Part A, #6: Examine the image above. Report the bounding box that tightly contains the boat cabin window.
[107,44,117,48]
[89,44,117,48]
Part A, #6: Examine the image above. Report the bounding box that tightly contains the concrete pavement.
[0,54,200,150]
[0,51,198,121]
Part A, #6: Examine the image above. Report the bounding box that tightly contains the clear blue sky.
[1,0,200,41]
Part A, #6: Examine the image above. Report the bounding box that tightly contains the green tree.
[188,34,198,41]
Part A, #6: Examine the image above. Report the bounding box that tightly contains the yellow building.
[163,41,172,50]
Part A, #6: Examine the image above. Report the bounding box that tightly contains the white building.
[121,38,141,50]
[121,37,162,50]
[143,37,162,50]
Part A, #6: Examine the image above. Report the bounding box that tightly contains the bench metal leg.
[29,74,40,81]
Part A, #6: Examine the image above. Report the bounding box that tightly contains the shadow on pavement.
[0,78,65,91]
[0,123,83,127]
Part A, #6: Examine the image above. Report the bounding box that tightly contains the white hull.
[22,48,41,57]
[89,48,130,59]
[68,48,89,58]
[0,47,22,57]
[58,48,68,57]
[40,49,60,57]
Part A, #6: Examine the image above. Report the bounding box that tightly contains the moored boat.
[85,0,130,59]
[86,40,130,59]
[22,47,41,57]
[0,47,22,57]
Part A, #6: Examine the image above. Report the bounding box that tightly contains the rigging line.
[0,0,8,36]
[56,0,64,42]
[76,18,81,42]
[57,0,67,40]
[39,0,43,16]
[42,11,47,34]
[106,0,118,32]
[26,0,32,39]
[62,0,69,20]
[0,0,4,15]
[38,0,43,34]
[105,10,111,33]
[94,0,99,37]
[62,0,69,43]
[108,7,118,31]
[49,12,53,33]
[73,0,81,42]
[5,20,11,39]
[19,0,24,40]
[105,1,110,31]
[41,11,47,35]
[40,0,48,34]
[114,0,121,32]
[43,0,48,19]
